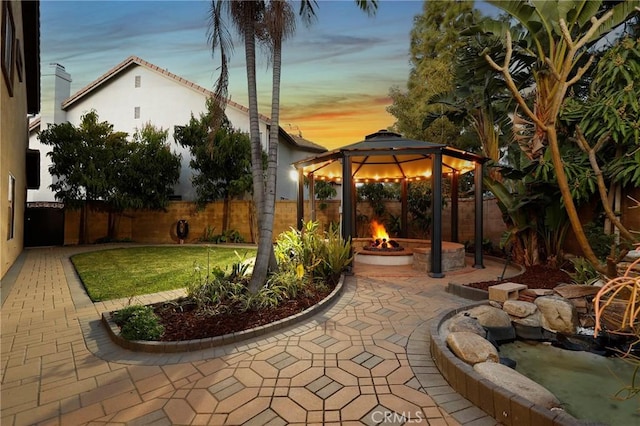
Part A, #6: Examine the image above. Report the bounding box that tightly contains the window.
[134,75,141,88]
[7,174,15,240]
[2,0,15,96]
[134,106,140,119]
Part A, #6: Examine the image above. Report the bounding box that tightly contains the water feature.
[499,340,640,425]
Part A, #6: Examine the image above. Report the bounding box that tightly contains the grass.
[71,246,256,301]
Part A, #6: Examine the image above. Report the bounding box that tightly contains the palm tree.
[482,0,639,275]
[209,0,378,293]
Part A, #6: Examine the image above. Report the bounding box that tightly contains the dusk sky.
[40,1,491,149]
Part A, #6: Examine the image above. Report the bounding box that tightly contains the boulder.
[534,296,578,335]
[446,313,487,338]
[446,332,499,365]
[465,305,512,328]
[473,362,562,410]
[511,311,543,328]
[503,300,537,318]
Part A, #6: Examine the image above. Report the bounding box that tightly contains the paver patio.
[1,246,517,425]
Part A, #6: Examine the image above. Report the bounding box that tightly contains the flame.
[370,220,389,241]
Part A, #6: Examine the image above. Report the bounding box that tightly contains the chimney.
[41,63,71,127]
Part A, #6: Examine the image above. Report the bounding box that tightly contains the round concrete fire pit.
[353,238,465,272]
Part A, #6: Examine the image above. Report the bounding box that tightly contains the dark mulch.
[152,285,333,342]
[139,265,572,342]
[465,264,573,291]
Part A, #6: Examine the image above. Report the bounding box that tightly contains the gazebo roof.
[293,130,486,182]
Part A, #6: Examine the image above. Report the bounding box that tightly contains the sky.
[39,1,487,150]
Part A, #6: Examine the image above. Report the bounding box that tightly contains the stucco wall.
[1,0,29,278]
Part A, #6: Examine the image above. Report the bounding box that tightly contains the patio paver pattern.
[1,246,512,425]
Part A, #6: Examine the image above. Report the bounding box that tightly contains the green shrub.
[564,257,603,285]
[200,226,245,243]
[112,305,164,341]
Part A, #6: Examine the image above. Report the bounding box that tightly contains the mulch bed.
[464,264,573,291]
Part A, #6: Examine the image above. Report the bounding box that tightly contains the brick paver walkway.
[1,246,514,425]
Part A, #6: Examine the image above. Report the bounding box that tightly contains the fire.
[370,220,389,241]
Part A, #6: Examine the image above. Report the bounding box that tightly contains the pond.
[499,340,640,425]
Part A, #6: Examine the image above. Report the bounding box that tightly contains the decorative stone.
[503,300,537,318]
[465,305,512,328]
[473,361,562,410]
[553,284,599,299]
[446,332,499,365]
[534,295,578,335]
[511,311,542,328]
[488,282,527,302]
[446,313,487,338]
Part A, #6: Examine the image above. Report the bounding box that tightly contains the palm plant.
[208,0,377,293]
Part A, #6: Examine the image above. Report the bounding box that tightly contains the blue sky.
[40,1,490,148]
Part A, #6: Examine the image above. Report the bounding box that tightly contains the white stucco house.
[28,56,326,203]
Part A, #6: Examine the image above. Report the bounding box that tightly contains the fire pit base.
[353,238,466,272]
[355,248,413,266]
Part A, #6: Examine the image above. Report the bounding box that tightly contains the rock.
[485,326,516,344]
[553,284,599,299]
[473,361,562,410]
[446,313,487,338]
[534,296,578,335]
[465,305,512,328]
[511,311,542,328]
[446,332,499,365]
[503,300,537,318]
[522,288,554,297]
[512,323,546,340]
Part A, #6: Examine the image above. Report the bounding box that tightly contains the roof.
[29,117,41,133]
[53,55,326,154]
[61,56,271,123]
[293,130,486,182]
[280,131,327,153]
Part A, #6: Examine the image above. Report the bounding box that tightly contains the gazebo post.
[430,152,444,278]
[473,161,485,269]
[451,171,459,243]
[401,179,408,238]
[296,168,304,230]
[309,172,316,222]
[341,155,354,250]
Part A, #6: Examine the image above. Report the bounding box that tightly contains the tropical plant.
[480,0,640,274]
[209,0,377,294]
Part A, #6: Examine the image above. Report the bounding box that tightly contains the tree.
[40,111,181,243]
[174,104,253,232]
[209,0,377,293]
[387,0,476,143]
[40,111,128,243]
[481,0,639,274]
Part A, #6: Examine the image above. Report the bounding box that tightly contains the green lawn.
[71,246,256,301]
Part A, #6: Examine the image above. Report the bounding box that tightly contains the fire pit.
[354,221,466,271]
[363,220,405,252]
[356,220,413,266]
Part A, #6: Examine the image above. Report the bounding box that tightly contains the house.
[28,55,327,204]
[1,0,40,278]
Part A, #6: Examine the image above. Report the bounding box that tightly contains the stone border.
[429,304,579,426]
[102,274,345,353]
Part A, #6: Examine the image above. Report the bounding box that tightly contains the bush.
[112,305,164,341]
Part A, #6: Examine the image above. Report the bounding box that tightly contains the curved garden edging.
[102,274,345,353]
[429,304,579,426]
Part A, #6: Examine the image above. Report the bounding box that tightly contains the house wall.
[1,0,29,278]
[28,64,71,202]
[62,65,270,201]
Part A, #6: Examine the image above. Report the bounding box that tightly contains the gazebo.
[292,130,489,278]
